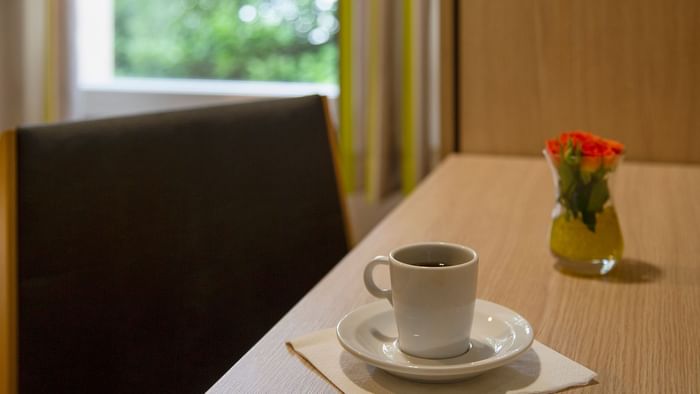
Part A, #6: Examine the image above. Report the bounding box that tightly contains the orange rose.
[560,130,595,149]
[581,139,603,156]
[606,138,624,155]
[546,130,624,171]
[602,145,620,169]
[581,155,602,172]
[546,138,561,155]
[545,138,561,165]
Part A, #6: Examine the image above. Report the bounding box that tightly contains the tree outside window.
[115,0,338,84]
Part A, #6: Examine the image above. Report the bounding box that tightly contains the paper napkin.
[287,328,597,394]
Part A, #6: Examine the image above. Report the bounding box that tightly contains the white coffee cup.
[363,242,479,359]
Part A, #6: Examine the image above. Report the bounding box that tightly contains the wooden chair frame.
[0,128,17,394]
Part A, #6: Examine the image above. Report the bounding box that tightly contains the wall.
[457,0,700,163]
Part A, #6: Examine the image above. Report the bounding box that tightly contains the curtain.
[0,0,76,131]
[339,0,451,201]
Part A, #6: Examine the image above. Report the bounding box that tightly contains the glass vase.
[544,150,624,276]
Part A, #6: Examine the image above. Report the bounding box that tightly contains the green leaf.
[558,163,575,197]
[587,179,610,213]
[572,183,589,219]
[582,210,597,232]
[581,170,592,184]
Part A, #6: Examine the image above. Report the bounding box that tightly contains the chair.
[0,95,349,393]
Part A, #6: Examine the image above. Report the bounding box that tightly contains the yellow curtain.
[0,0,74,130]
[339,0,446,201]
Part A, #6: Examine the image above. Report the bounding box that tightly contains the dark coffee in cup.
[413,262,450,267]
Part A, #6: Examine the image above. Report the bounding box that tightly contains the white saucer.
[336,299,534,382]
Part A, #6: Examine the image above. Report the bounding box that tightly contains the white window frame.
[75,0,339,119]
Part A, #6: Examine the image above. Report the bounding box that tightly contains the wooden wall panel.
[458,0,700,162]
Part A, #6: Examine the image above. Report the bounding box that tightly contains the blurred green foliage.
[115,0,338,83]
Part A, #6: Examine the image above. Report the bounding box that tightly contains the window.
[75,0,339,118]
[115,0,338,83]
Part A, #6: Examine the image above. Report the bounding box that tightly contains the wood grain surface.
[457,0,700,163]
[0,130,17,394]
[209,155,700,393]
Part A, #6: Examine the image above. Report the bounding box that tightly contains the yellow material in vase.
[550,206,623,262]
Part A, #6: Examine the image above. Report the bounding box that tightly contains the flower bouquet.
[544,131,624,275]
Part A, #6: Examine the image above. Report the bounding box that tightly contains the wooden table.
[209,154,700,393]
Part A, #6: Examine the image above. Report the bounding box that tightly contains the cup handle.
[364,256,392,304]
